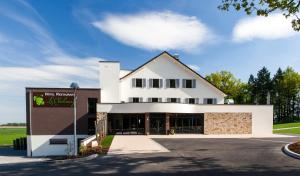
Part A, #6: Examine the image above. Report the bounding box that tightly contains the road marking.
[249,138,292,143]
[273,127,300,131]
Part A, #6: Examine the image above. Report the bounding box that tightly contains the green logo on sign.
[33,95,45,106]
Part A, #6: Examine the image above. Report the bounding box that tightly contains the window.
[149,79,163,88]
[183,79,196,88]
[88,98,97,114]
[186,98,199,104]
[167,98,180,103]
[204,98,217,104]
[132,78,146,88]
[189,98,195,104]
[49,138,67,145]
[148,98,162,102]
[166,79,179,88]
[129,97,142,103]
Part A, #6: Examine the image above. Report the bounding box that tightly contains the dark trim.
[98,102,273,106]
[26,87,100,90]
[119,51,226,95]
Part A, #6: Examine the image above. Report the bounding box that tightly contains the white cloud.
[187,64,200,72]
[92,11,214,51]
[233,13,298,42]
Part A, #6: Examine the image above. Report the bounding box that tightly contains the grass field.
[273,122,300,134]
[0,127,26,146]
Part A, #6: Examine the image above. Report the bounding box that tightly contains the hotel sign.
[32,92,74,108]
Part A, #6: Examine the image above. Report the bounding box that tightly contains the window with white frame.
[203,98,217,104]
[185,98,199,104]
[148,97,162,102]
[166,98,180,103]
[166,79,179,88]
[132,78,146,88]
[129,97,143,103]
[149,79,163,88]
[182,79,196,88]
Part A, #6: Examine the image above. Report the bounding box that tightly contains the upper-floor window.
[183,79,196,88]
[129,97,142,103]
[132,78,146,88]
[88,98,97,114]
[203,98,217,104]
[148,97,162,103]
[149,79,163,88]
[166,79,179,88]
[166,98,180,103]
[185,98,199,104]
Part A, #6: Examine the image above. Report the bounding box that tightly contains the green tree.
[206,71,247,103]
[219,0,300,31]
[255,67,272,104]
[272,68,284,122]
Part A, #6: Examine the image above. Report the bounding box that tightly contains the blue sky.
[0,0,300,123]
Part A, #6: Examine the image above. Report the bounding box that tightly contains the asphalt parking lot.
[0,137,300,176]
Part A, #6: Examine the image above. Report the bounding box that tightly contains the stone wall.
[204,113,252,134]
[96,112,107,142]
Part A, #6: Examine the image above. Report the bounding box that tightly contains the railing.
[80,135,96,146]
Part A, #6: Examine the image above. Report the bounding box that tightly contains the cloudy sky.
[0,0,300,123]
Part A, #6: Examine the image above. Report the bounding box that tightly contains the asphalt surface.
[1,137,300,176]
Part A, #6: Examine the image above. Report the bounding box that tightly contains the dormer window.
[148,97,162,102]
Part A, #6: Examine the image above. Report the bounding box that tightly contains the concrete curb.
[283,143,300,160]
[54,154,99,164]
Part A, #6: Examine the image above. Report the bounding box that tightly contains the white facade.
[27,135,88,157]
[99,52,226,104]
[99,62,120,103]
[98,103,273,135]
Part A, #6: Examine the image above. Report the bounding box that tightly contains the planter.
[283,143,300,160]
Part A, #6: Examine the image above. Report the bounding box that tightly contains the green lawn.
[0,128,26,146]
[273,122,300,134]
[273,122,300,129]
[101,135,114,149]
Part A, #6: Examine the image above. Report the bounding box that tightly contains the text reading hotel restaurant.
[26,51,273,157]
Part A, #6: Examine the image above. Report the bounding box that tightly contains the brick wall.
[204,113,252,134]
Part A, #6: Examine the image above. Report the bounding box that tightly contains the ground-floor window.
[108,113,145,135]
[170,113,204,134]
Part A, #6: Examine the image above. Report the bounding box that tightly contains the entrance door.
[150,113,166,134]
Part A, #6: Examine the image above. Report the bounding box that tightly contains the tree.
[219,0,300,31]
[206,71,247,103]
[255,67,272,104]
[272,68,284,122]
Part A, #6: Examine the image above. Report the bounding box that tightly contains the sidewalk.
[107,135,169,155]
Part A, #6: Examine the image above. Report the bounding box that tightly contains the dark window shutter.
[129,97,133,102]
[195,98,199,104]
[203,98,207,104]
[192,79,196,88]
[149,79,152,88]
[142,78,146,88]
[160,79,163,88]
[139,97,143,102]
[213,98,217,104]
[176,79,180,88]
[132,78,136,87]
[148,98,152,102]
[182,79,186,88]
[167,98,170,102]
[177,98,181,103]
[158,98,162,102]
[166,79,170,88]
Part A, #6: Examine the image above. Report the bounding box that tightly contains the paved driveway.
[108,135,169,155]
[0,137,300,175]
